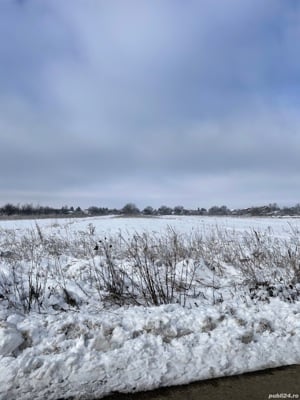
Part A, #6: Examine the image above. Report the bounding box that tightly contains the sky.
[1,0,300,210]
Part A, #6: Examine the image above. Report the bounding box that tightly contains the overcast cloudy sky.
[1,0,300,209]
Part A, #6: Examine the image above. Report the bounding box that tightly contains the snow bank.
[1,216,300,399]
[1,298,299,400]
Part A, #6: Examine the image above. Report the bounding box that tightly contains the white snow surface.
[0,216,300,399]
[0,300,300,400]
[1,214,298,237]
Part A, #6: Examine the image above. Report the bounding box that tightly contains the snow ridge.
[1,299,299,400]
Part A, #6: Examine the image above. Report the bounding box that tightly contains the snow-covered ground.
[0,216,300,400]
[1,214,298,237]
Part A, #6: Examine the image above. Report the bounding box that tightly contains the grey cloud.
[1,0,300,208]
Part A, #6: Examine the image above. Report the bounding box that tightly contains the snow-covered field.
[0,216,300,400]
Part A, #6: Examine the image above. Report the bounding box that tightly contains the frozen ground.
[0,216,300,399]
[1,214,298,237]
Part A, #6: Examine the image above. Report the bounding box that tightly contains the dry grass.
[0,223,299,313]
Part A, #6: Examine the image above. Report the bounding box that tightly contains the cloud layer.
[1,0,300,208]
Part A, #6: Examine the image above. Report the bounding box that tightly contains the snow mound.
[0,299,300,400]
[0,322,24,356]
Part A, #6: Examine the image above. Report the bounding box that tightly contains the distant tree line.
[0,203,84,217]
[1,202,300,218]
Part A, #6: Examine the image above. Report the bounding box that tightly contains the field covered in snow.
[0,215,300,399]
